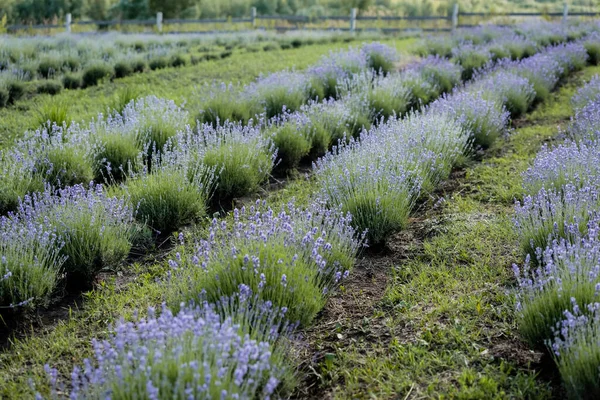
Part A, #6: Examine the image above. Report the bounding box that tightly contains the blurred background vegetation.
[0,0,598,25]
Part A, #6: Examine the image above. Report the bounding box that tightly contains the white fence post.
[563,2,569,23]
[251,7,257,27]
[350,8,357,32]
[65,13,72,33]
[452,3,459,32]
[156,12,163,32]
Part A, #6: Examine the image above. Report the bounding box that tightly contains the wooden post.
[156,12,163,32]
[350,8,357,32]
[251,7,257,27]
[65,13,71,33]
[563,2,568,23]
[452,3,459,32]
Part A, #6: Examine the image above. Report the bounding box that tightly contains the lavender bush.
[514,185,600,260]
[572,75,600,111]
[46,297,291,399]
[426,90,509,149]
[523,141,600,194]
[165,122,275,202]
[0,217,63,309]
[12,184,137,285]
[469,70,535,118]
[568,98,600,143]
[167,200,362,326]
[360,42,399,74]
[551,300,600,399]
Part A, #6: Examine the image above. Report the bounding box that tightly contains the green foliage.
[149,56,169,70]
[93,132,141,183]
[170,53,187,68]
[62,73,82,90]
[203,141,273,201]
[0,84,8,108]
[126,168,208,233]
[111,87,140,114]
[7,80,26,103]
[269,122,312,172]
[42,146,95,187]
[37,57,61,79]
[34,101,69,127]
[114,60,134,79]
[36,80,63,95]
[82,63,115,88]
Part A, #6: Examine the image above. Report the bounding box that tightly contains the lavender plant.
[166,122,276,202]
[0,217,63,309]
[469,71,535,118]
[408,56,462,94]
[513,229,600,347]
[245,71,313,119]
[568,98,600,143]
[572,75,600,111]
[167,200,362,326]
[13,184,137,285]
[523,141,600,194]
[451,43,492,81]
[46,297,291,399]
[426,90,509,149]
[551,300,600,399]
[360,42,399,74]
[514,185,600,259]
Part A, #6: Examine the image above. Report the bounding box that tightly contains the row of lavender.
[514,75,600,398]
[36,35,596,398]
[0,32,584,313]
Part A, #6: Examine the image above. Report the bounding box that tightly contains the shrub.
[15,184,137,285]
[113,60,133,78]
[470,71,535,118]
[572,75,600,111]
[170,123,275,202]
[452,44,492,81]
[584,39,600,65]
[62,56,80,72]
[126,166,211,234]
[93,130,141,183]
[41,145,95,187]
[170,53,187,68]
[551,301,600,399]
[263,42,280,52]
[220,50,233,59]
[37,57,61,79]
[7,80,26,103]
[0,217,62,309]
[514,234,600,349]
[131,58,146,73]
[197,83,257,126]
[523,141,600,194]
[111,87,140,114]
[82,63,114,88]
[514,185,599,259]
[360,42,398,74]
[149,56,169,70]
[247,71,311,119]
[0,84,8,108]
[34,101,70,127]
[49,299,291,399]
[268,116,312,172]
[411,56,462,95]
[427,91,509,149]
[0,149,44,214]
[167,200,362,326]
[62,73,82,90]
[36,80,63,95]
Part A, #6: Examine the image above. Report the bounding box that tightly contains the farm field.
[2,21,600,400]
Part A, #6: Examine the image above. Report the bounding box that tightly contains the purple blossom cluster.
[426,89,509,149]
[8,183,137,284]
[47,298,289,400]
[166,199,363,326]
[468,70,535,117]
[511,46,600,393]
[550,299,600,398]
[572,75,600,111]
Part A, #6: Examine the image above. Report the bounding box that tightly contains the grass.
[0,38,415,148]
[300,65,600,399]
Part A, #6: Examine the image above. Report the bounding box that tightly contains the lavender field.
[1,22,600,399]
